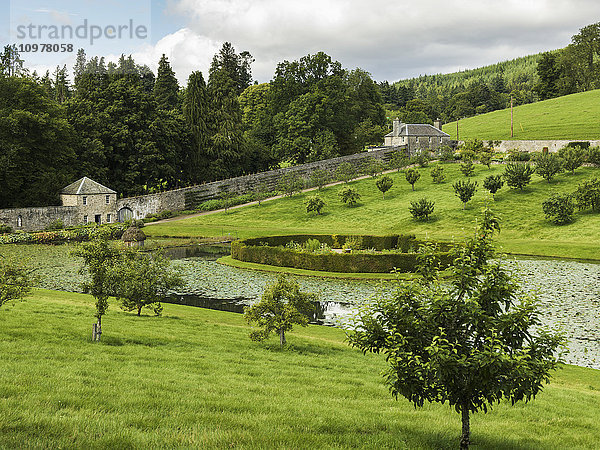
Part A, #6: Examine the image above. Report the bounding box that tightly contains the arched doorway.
[117,207,133,222]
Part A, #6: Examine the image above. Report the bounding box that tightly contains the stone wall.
[0,206,78,232]
[458,139,600,153]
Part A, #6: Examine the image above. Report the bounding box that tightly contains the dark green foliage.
[338,187,361,206]
[305,195,325,215]
[44,220,65,231]
[376,175,393,199]
[0,258,29,309]
[0,224,13,234]
[153,54,179,110]
[483,175,504,197]
[573,177,600,212]
[347,210,563,449]
[586,146,600,166]
[277,172,303,197]
[335,162,357,183]
[183,71,210,184]
[503,162,535,190]
[405,168,421,191]
[409,198,435,221]
[109,250,183,316]
[535,153,563,182]
[453,180,478,209]
[543,193,575,224]
[460,160,475,177]
[438,146,456,162]
[244,276,315,346]
[478,151,493,168]
[558,146,585,174]
[430,165,445,183]
[309,168,331,189]
[507,150,531,161]
[410,152,430,168]
[535,52,561,100]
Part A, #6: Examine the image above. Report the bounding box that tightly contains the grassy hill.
[442,89,600,140]
[146,164,600,260]
[0,288,598,448]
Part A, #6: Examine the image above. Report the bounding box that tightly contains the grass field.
[0,289,599,448]
[442,89,600,140]
[146,164,600,260]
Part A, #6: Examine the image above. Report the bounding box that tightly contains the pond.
[10,243,600,370]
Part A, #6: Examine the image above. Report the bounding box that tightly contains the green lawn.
[146,164,600,260]
[0,289,599,448]
[442,89,600,140]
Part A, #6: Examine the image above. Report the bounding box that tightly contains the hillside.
[0,288,598,448]
[442,89,600,140]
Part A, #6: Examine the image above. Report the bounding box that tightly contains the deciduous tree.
[376,175,393,199]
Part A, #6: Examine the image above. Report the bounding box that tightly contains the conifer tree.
[153,54,179,110]
[183,71,210,183]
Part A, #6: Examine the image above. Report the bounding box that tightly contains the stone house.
[60,177,118,225]
[384,118,453,155]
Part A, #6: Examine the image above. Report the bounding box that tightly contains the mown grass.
[146,164,600,260]
[442,89,600,140]
[0,289,599,448]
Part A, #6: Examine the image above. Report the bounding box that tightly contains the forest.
[0,44,386,208]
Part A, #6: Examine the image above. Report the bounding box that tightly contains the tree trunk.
[279,328,286,346]
[137,306,142,316]
[411,184,415,191]
[92,316,102,341]
[460,404,470,449]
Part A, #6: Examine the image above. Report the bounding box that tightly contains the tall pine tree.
[183,71,210,183]
[153,54,179,110]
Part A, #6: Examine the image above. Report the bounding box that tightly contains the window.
[17,215,22,227]
[107,214,111,223]
[83,215,88,224]
[106,195,110,204]
[440,137,443,144]
[82,196,87,205]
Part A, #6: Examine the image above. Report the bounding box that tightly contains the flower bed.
[0,223,127,245]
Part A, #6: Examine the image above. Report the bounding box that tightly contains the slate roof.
[61,177,116,195]
[385,124,450,138]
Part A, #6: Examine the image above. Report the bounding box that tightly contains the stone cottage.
[60,177,117,225]
[383,118,453,155]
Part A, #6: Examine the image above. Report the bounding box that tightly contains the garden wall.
[456,140,600,153]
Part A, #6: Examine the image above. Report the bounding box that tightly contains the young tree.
[453,180,478,209]
[305,195,325,215]
[0,257,30,310]
[73,232,120,341]
[309,168,331,190]
[245,276,315,346]
[542,193,575,225]
[409,198,435,221]
[503,162,535,190]
[535,153,563,182]
[430,165,445,183]
[388,151,409,172]
[559,146,585,174]
[573,177,600,212]
[254,181,270,206]
[348,209,563,449]
[338,186,361,206]
[277,172,303,197]
[460,159,475,177]
[376,175,393,199]
[335,162,357,183]
[405,168,421,191]
[483,174,504,199]
[478,151,492,169]
[110,250,183,316]
[363,158,385,178]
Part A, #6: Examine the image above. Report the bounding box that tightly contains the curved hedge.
[231,234,454,274]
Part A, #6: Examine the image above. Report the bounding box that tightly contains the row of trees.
[0,44,386,208]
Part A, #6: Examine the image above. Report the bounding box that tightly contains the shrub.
[277,172,304,196]
[410,152,430,168]
[573,177,600,212]
[453,180,478,209]
[405,168,421,191]
[478,151,493,168]
[558,146,585,174]
[438,145,455,162]
[409,198,435,221]
[542,193,575,225]
[567,141,590,149]
[304,195,325,215]
[460,160,475,177]
[430,165,445,183]
[586,146,600,166]
[503,162,535,190]
[335,162,357,183]
[0,224,13,234]
[483,175,504,198]
[44,219,65,231]
[338,186,361,206]
[303,238,322,252]
[309,168,331,190]
[535,153,563,182]
[343,236,363,251]
[375,175,394,199]
[388,151,409,171]
[507,150,531,161]
[363,158,385,178]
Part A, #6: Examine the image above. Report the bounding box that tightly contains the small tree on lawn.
[110,250,183,316]
[558,145,585,174]
[542,193,575,225]
[483,174,504,199]
[245,276,315,346]
[573,177,600,212]
[310,168,331,190]
[347,208,564,449]
[376,175,393,199]
[335,162,357,183]
[430,165,445,183]
[453,180,478,209]
[277,172,304,197]
[73,231,120,341]
[478,151,492,169]
[535,153,563,182]
[254,181,270,206]
[0,256,30,310]
[305,195,325,215]
[219,190,237,213]
[405,168,421,191]
[460,159,475,177]
[409,198,435,221]
[503,162,535,190]
[338,186,361,206]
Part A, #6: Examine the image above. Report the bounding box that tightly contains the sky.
[3,0,600,84]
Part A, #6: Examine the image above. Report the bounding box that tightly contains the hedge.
[231,234,454,273]
[0,223,127,245]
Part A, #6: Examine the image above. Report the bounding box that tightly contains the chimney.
[393,117,401,136]
[433,118,443,130]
